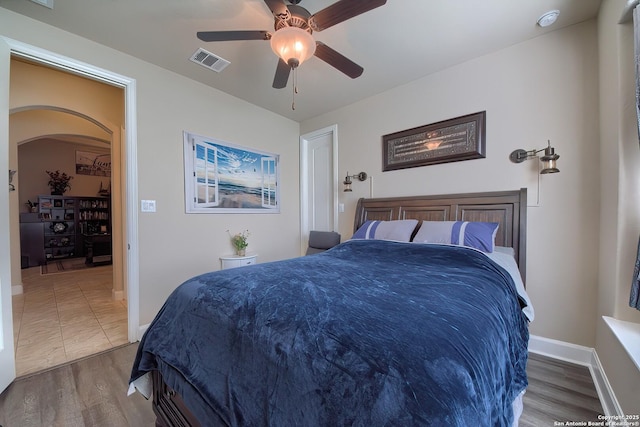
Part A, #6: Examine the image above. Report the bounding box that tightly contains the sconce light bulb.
[540,144,559,174]
[343,173,353,192]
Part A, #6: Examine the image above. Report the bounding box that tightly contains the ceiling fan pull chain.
[291,67,297,110]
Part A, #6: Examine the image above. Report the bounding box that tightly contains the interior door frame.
[0,34,15,394]
[299,125,339,254]
[2,37,140,341]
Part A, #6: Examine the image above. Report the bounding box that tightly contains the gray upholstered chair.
[306,231,341,255]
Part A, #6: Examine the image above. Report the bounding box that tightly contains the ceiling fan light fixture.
[270,26,316,68]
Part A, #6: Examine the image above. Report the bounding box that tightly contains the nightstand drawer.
[220,254,257,270]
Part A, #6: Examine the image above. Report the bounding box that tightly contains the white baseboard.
[528,334,623,417]
[528,334,593,366]
[112,289,124,300]
[11,284,23,295]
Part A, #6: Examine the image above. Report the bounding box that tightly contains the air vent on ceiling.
[29,0,53,9]
[189,48,230,73]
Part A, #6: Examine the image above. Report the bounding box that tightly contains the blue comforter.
[131,239,529,426]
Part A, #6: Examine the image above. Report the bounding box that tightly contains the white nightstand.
[219,253,258,270]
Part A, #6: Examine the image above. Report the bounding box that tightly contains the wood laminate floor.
[521,352,604,426]
[0,343,155,427]
[0,347,603,426]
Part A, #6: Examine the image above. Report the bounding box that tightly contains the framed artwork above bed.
[382,111,486,171]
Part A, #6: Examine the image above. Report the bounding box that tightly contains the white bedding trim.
[484,250,534,322]
[512,389,525,426]
[128,371,152,399]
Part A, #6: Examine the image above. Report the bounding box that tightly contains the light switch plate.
[141,200,156,212]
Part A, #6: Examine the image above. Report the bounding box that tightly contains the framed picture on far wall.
[76,150,111,177]
[183,131,280,214]
[382,111,486,171]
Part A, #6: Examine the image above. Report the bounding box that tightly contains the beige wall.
[596,0,640,414]
[17,139,110,204]
[302,20,601,347]
[1,9,301,325]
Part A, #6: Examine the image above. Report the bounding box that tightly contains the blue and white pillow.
[412,221,499,253]
[352,219,419,242]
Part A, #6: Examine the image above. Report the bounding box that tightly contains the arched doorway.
[10,104,127,376]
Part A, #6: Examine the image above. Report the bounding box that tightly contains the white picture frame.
[183,131,280,214]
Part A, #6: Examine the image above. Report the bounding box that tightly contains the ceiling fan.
[196,0,387,89]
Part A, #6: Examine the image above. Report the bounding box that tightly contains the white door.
[0,36,16,394]
[300,125,338,254]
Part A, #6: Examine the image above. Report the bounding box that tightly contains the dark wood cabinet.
[31,195,111,264]
[84,233,112,266]
[19,214,44,268]
[40,196,76,260]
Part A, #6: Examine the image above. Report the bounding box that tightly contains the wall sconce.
[343,171,367,192]
[9,170,16,191]
[509,140,560,174]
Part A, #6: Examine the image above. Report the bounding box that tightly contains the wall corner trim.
[528,334,623,417]
[602,316,640,371]
[138,323,150,341]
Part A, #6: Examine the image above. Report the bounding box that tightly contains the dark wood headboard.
[354,189,527,282]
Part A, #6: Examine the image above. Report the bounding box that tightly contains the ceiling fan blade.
[272,59,291,89]
[314,42,363,79]
[309,0,386,32]
[263,0,290,20]
[197,31,270,42]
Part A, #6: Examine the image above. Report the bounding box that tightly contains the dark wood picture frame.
[382,111,486,171]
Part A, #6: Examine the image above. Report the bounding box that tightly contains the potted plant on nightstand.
[46,170,73,195]
[228,229,250,256]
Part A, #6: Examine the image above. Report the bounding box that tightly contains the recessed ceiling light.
[537,10,560,27]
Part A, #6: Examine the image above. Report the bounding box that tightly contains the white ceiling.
[1,0,602,122]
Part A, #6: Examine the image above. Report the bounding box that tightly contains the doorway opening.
[299,125,339,254]
[3,42,139,382]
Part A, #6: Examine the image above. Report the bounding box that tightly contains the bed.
[129,189,532,427]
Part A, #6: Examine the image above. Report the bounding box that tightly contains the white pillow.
[412,221,499,253]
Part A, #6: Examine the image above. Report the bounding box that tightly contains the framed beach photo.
[183,131,280,214]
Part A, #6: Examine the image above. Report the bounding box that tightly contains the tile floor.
[11,262,128,377]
